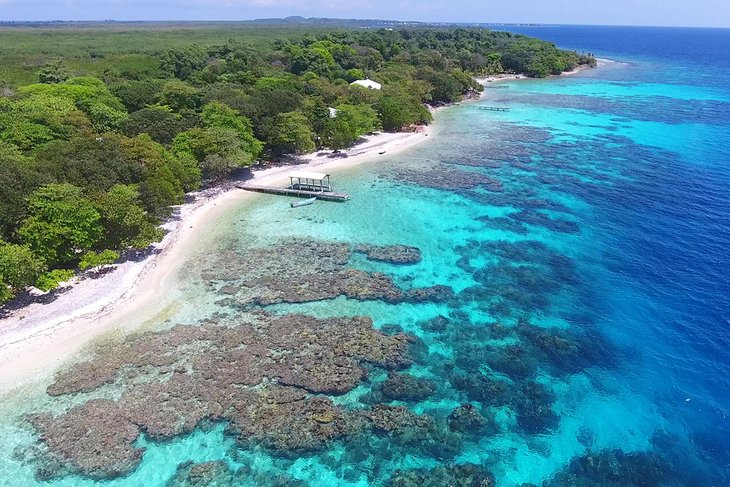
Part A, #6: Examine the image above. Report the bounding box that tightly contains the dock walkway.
[236,184,350,202]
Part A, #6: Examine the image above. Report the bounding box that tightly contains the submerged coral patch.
[29,314,420,479]
[165,461,237,487]
[389,165,504,192]
[353,244,422,265]
[545,449,680,487]
[388,463,495,487]
[204,239,449,307]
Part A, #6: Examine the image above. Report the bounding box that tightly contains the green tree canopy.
[79,249,120,272]
[0,142,44,235]
[95,184,163,250]
[172,125,260,179]
[377,88,432,132]
[0,241,46,303]
[18,183,103,267]
[159,80,201,112]
[0,94,89,151]
[109,79,165,112]
[160,45,209,80]
[262,111,316,156]
[19,77,127,132]
[123,106,194,145]
[37,60,70,84]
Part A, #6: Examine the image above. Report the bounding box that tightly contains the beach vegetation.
[95,184,163,250]
[35,269,75,292]
[18,183,103,267]
[79,249,120,272]
[0,241,45,303]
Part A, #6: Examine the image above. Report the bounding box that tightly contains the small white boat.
[291,197,317,208]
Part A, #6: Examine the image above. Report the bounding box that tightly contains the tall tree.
[95,184,163,250]
[262,111,316,156]
[18,184,103,267]
[0,241,45,303]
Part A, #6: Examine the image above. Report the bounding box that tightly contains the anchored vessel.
[290,197,317,208]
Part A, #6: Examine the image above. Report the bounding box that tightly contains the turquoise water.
[2,27,730,486]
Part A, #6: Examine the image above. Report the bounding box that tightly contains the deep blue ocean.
[502,24,730,480]
[1,25,729,486]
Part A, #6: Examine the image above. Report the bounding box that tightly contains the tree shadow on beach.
[0,287,70,319]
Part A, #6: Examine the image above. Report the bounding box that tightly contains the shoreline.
[0,62,597,394]
[0,123,436,395]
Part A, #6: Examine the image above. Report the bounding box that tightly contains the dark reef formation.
[389,165,504,192]
[204,240,450,308]
[166,461,236,487]
[455,239,582,319]
[353,244,423,265]
[166,461,307,487]
[380,372,436,402]
[30,313,420,479]
[447,403,492,433]
[388,463,495,487]
[544,449,679,487]
[394,311,618,437]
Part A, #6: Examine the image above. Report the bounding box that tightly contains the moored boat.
[291,197,317,208]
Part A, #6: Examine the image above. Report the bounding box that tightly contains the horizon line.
[0,18,728,30]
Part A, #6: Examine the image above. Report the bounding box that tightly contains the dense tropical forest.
[0,24,595,304]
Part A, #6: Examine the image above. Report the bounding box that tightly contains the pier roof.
[289,171,329,180]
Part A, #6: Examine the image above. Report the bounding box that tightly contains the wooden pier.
[236,184,350,202]
[237,171,349,202]
[474,106,510,112]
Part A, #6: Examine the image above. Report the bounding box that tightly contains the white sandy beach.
[0,125,436,395]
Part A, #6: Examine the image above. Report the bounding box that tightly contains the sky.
[0,0,728,28]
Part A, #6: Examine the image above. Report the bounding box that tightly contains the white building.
[350,78,382,90]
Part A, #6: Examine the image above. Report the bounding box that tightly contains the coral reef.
[447,404,490,433]
[30,314,420,479]
[390,165,503,192]
[545,449,677,487]
[202,239,449,308]
[166,461,235,487]
[28,399,142,481]
[380,372,436,402]
[237,270,451,307]
[353,244,422,265]
[388,463,495,487]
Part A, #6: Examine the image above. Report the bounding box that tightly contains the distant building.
[328,107,339,118]
[350,78,382,90]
